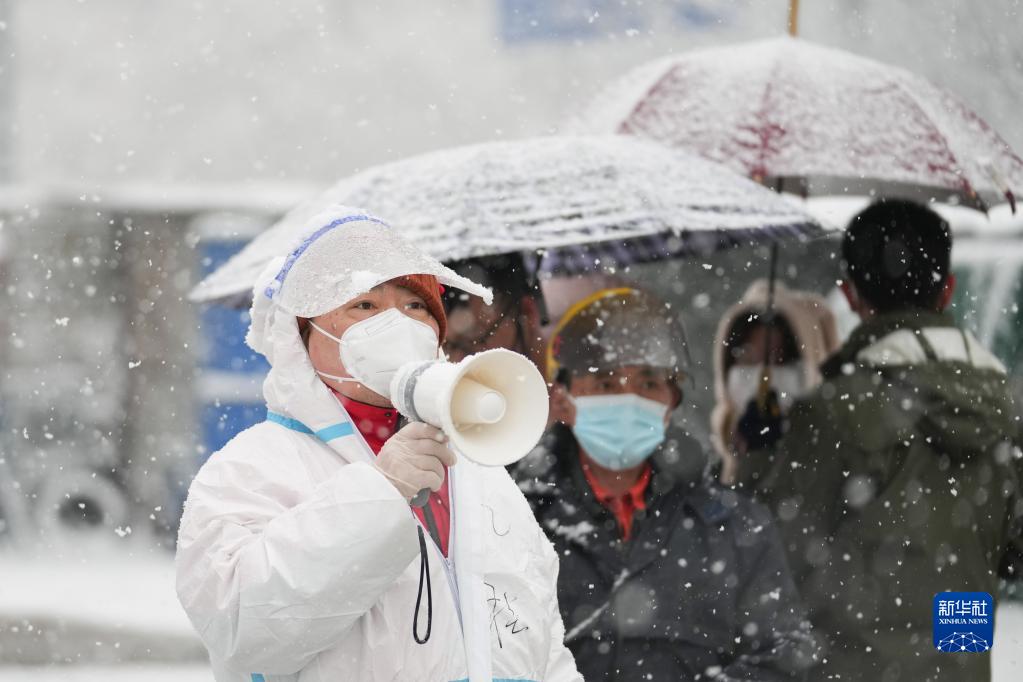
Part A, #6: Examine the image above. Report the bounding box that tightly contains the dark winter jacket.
[750,311,1023,682]
[514,423,818,681]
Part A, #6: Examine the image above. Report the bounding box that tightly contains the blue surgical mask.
[571,394,669,470]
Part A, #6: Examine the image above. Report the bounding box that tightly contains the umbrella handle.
[757,240,780,414]
[756,364,777,413]
[760,239,779,364]
[788,0,800,36]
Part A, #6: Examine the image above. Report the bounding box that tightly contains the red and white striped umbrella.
[569,36,1022,211]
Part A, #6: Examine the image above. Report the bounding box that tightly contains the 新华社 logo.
[933,592,994,653]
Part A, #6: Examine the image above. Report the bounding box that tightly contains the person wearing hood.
[755,199,1023,681]
[513,287,818,681]
[710,280,839,487]
[175,207,582,682]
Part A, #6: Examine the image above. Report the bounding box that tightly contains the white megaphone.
[389,348,549,505]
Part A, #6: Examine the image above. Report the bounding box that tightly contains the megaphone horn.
[390,348,550,470]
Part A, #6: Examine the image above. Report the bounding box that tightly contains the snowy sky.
[7,0,1021,190]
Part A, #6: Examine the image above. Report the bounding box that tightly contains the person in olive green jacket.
[736,199,1023,682]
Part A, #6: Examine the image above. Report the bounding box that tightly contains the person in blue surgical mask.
[514,286,819,682]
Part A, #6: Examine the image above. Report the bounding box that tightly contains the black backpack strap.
[959,328,976,365]
[913,328,940,362]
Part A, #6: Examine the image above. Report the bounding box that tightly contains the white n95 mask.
[309,308,440,398]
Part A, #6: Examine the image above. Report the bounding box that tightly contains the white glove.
[376,422,457,501]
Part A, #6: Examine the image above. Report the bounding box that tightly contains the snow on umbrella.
[189,135,821,306]
[568,36,1023,211]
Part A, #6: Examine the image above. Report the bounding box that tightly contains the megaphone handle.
[395,414,432,508]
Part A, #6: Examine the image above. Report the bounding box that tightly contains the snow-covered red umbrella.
[189,135,822,307]
[568,36,1022,212]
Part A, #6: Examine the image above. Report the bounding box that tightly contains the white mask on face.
[309,308,440,399]
[726,362,806,412]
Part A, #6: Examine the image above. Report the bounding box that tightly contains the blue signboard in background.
[500,0,646,43]
[193,214,273,463]
[498,0,730,43]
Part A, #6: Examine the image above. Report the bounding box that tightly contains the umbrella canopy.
[568,37,1023,211]
[189,135,821,306]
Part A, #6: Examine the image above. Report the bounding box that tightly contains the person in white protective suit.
[175,206,582,682]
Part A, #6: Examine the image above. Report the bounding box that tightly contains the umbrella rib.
[616,61,682,136]
[933,89,1023,204]
[888,77,980,201]
[748,52,785,181]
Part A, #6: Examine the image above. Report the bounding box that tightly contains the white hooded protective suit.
[176,207,582,682]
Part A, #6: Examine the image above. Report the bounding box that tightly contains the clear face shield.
[265,206,492,319]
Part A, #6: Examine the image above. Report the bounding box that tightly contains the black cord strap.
[413,525,433,644]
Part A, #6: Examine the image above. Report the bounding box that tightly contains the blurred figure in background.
[444,253,582,425]
[515,287,818,682]
[756,199,1023,682]
[443,253,545,368]
[710,280,839,487]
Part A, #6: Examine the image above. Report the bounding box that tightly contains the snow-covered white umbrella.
[189,135,821,306]
[568,37,1023,211]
